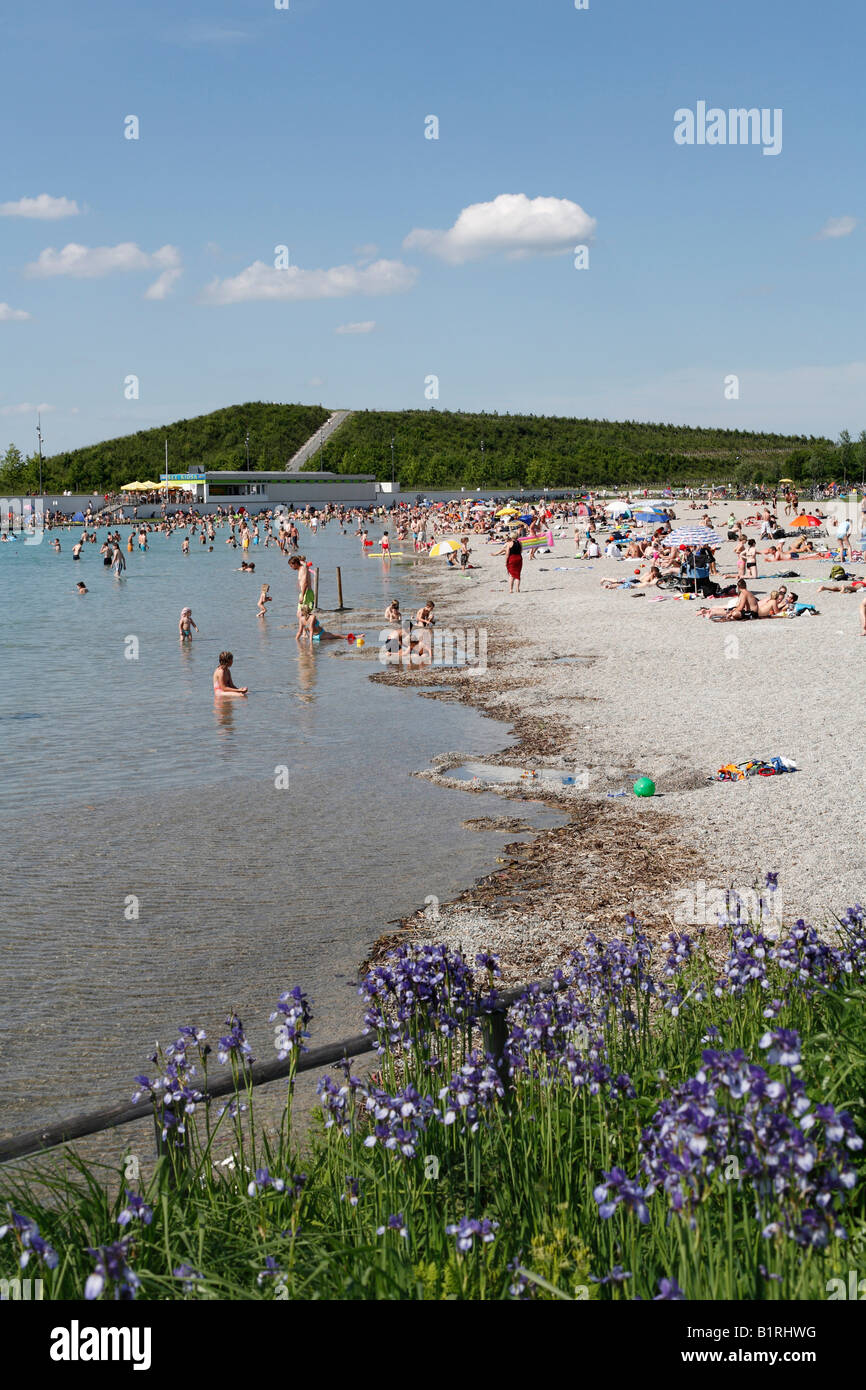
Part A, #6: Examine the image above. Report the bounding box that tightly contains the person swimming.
[213,650,247,696]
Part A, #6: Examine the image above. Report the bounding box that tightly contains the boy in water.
[257,583,272,618]
[76,581,88,594]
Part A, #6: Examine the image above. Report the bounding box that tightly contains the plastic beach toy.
[356,636,365,648]
[633,777,656,797]
[346,633,355,642]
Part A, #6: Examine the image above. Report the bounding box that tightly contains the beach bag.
[829,565,847,581]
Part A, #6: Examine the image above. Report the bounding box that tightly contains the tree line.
[2,402,865,495]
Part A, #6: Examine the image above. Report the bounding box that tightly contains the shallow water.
[0,522,561,1138]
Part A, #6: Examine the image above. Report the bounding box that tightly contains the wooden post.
[482,1009,511,1108]
[314,567,319,609]
[336,567,344,610]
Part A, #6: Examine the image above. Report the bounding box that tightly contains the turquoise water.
[0,522,559,1137]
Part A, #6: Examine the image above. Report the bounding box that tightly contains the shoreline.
[361,503,863,981]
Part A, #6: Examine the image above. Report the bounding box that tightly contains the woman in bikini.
[213,651,248,696]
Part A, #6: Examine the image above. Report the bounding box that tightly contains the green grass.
[1,907,864,1301]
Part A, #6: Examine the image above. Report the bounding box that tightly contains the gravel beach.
[369,498,865,981]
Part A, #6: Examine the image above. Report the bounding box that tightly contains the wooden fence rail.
[0,979,550,1165]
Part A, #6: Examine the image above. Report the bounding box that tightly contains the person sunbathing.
[757,590,782,618]
[789,537,815,554]
[636,565,662,587]
[710,580,759,621]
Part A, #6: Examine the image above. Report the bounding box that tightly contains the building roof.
[202,470,376,483]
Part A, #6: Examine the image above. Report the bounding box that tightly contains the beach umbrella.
[120,481,142,492]
[605,502,632,516]
[666,526,722,547]
[779,478,795,485]
[634,510,667,523]
[495,506,518,516]
[519,513,534,522]
[665,526,722,595]
[790,514,821,527]
[72,511,85,522]
[429,539,459,556]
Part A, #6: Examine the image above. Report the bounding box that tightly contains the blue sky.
[1,0,864,455]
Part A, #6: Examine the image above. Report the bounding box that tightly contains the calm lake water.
[0,520,558,1138]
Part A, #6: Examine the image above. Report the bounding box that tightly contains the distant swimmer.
[76,581,88,594]
[52,539,61,553]
[213,650,247,696]
[72,541,83,560]
[111,547,126,577]
[126,534,134,552]
[256,583,272,618]
[182,537,190,555]
[179,607,198,641]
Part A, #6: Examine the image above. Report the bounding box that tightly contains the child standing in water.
[256,583,272,618]
[179,607,199,641]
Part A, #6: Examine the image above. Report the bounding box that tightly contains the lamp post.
[390,436,395,489]
[36,413,44,496]
[245,431,250,472]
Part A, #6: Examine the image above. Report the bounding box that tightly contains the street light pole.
[36,413,44,496]
[390,436,395,488]
[245,430,250,472]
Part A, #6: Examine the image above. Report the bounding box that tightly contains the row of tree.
[2,404,865,496]
[309,410,865,490]
[0,403,330,495]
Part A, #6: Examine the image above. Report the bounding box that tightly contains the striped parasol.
[666,526,723,548]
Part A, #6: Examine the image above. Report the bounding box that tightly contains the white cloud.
[404,193,596,264]
[202,258,417,305]
[0,194,80,220]
[0,402,54,416]
[145,267,183,300]
[308,377,325,388]
[816,216,856,240]
[0,302,32,321]
[25,242,182,298]
[336,320,376,334]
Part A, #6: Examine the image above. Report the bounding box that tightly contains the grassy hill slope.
[2,402,859,495]
[2,403,330,494]
[313,409,847,489]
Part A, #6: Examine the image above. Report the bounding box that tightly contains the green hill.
[2,402,862,495]
[314,409,855,490]
[0,403,330,495]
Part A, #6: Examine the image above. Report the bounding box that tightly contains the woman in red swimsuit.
[494,536,523,592]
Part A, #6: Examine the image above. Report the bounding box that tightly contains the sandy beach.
[371,499,865,983]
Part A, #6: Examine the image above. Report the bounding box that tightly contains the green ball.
[633,777,655,798]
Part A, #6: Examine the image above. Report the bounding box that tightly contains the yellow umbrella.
[120,481,142,491]
[429,539,459,556]
[495,506,518,516]
[778,478,795,485]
